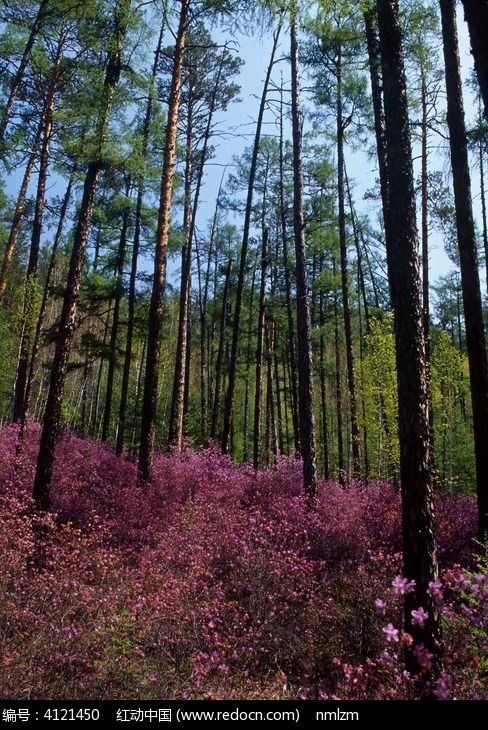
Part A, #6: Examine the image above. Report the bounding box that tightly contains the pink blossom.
[411,607,428,627]
[392,576,416,595]
[382,623,400,643]
[427,579,443,599]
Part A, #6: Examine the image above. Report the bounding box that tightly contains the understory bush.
[0,423,485,700]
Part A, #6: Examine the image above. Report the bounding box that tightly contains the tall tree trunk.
[336,48,361,477]
[266,322,279,464]
[221,26,281,454]
[377,0,440,680]
[364,8,391,235]
[13,29,65,422]
[440,0,488,540]
[460,0,488,120]
[168,99,193,450]
[333,259,345,482]
[138,0,190,482]
[290,3,317,503]
[242,256,257,461]
[319,286,330,479]
[279,83,300,456]
[196,171,226,442]
[102,191,130,443]
[0,0,49,141]
[420,70,434,447]
[253,229,268,470]
[116,16,166,455]
[33,0,129,510]
[0,120,42,305]
[211,259,232,441]
[480,128,488,297]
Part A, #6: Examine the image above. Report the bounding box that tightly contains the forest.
[0,0,487,701]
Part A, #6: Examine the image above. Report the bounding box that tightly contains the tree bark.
[377,0,440,680]
[138,0,190,482]
[460,0,488,120]
[333,259,345,482]
[211,259,232,441]
[253,229,268,470]
[168,97,193,450]
[290,3,317,504]
[279,84,300,456]
[479,128,488,297]
[440,0,488,540]
[102,190,131,443]
[336,47,361,477]
[364,8,391,236]
[319,285,330,479]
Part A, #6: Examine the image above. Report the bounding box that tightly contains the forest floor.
[0,423,485,700]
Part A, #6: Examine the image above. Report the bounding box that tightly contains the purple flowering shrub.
[0,423,485,699]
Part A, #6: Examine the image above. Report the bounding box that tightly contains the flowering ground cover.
[0,423,486,700]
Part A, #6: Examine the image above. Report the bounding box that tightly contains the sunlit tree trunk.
[138,0,190,482]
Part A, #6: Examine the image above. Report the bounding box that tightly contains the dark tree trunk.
[253,229,268,470]
[461,0,488,120]
[279,85,300,456]
[197,172,225,442]
[211,259,232,441]
[221,26,281,454]
[319,285,330,480]
[266,322,279,465]
[377,0,441,680]
[479,127,488,297]
[336,48,361,477]
[138,0,190,482]
[290,4,317,503]
[440,0,488,540]
[364,8,391,235]
[333,260,345,482]
[420,71,434,446]
[168,99,193,450]
[242,257,257,461]
[33,0,129,509]
[33,163,102,509]
[102,192,130,443]
[116,16,166,455]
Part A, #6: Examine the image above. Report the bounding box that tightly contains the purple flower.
[392,576,416,596]
[427,579,443,599]
[411,607,428,627]
[382,623,400,643]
